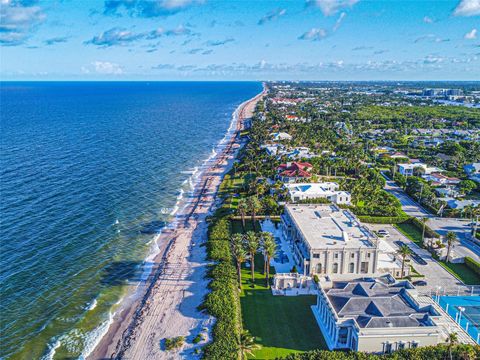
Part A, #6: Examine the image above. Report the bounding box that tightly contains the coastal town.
[198,82,480,359]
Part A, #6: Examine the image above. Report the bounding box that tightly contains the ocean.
[0,81,262,359]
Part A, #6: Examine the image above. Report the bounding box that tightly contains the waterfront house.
[312,279,441,353]
[284,182,351,205]
[271,132,293,141]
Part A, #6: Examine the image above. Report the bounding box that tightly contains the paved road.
[383,177,480,261]
[368,223,478,291]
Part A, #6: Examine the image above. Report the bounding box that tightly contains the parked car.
[413,280,427,286]
[377,229,390,237]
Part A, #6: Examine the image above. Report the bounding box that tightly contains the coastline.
[87,86,266,359]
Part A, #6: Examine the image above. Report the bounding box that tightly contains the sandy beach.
[88,87,266,360]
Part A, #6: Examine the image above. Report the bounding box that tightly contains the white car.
[377,229,390,237]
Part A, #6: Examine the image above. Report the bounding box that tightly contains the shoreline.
[87,86,266,359]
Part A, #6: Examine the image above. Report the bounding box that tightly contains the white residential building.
[270,132,293,141]
[281,204,406,279]
[397,163,443,176]
[284,182,351,205]
[312,279,441,353]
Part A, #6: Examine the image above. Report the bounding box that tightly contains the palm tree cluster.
[237,196,263,231]
[230,231,277,289]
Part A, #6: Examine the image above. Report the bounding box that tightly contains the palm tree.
[245,231,259,285]
[231,234,247,289]
[248,196,262,231]
[238,330,260,359]
[237,198,248,232]
[446,231,458,263]
[397,245,412,279]
[447,332,458,360]
[421,217,428,247]
[263,236,277,287]
[260,232,274,274]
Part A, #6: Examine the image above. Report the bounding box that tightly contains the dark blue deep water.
[0,81,261,359]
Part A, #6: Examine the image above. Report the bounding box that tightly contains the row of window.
[312,252,372,259]
[383,341,418,353]
[315,261,370,274]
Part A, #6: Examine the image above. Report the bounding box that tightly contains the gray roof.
[326,281,435,328]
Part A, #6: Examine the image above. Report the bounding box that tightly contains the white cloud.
[333,12,346,31]
[92,61,124,74]
[298,28,327,41]
[465,28,478,39]
[0,0,46,45]
[423,16,433,23]
[307,0,360,16]
[453,0,480,17]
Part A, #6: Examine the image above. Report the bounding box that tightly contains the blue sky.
[1,0,479,80]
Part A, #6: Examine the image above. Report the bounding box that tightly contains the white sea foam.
[86,298,97,311]
[81,311,114,360]
[40,339,61,360]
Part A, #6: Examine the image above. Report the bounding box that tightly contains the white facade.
[285,183,351,205]
[281,204,380,278]
[312,279,441,353]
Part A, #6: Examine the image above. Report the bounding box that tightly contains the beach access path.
[88,88,266,360]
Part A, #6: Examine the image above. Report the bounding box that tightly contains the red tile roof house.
[277,161,313,183]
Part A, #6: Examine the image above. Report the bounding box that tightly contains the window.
[398,342,405,350]
[361,262,369,273]
[313,253,320,258]
[333,263,339,273]
[384,343,392,354]
[411,341,418,349]
[316,263,322,273]
[349,262,355,273]
[351,253,355,258]
[367,253,371,258]
[334,253,339,259]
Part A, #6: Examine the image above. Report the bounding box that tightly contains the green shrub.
[193,333,204,344]
[164,336,185,351]
[277,344,480,359]
[357,215,410,224]
[202,216,242,360]
[313,275,319,284]
[465,256,480,277]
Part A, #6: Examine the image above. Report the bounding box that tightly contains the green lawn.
[437,261,480,285]
[394,222,423,247]
[240,254,326,359]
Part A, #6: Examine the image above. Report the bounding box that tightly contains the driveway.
[368,223,473,294]
[383,176,480,261]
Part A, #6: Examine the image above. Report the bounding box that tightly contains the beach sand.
[88,87,266,360]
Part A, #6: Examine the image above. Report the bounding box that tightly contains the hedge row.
[277,344,480,360]
[357,215,410,224]
[202,217,241,360]
[465,256,480,277]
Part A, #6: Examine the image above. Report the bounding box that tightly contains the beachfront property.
[280,204,407,279]
[421,173,461,186]
[464,163,480,183]
[277,162,313,183]
[312,278,441,353]
[284,182,351,205]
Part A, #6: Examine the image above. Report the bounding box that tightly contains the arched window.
[332,263,339,273]
[316,263,322,274]
[349,262,355,273]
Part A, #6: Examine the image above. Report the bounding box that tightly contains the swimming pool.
[436,296,480,344]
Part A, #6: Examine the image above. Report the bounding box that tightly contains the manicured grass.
[437,261,480,285]
[240,255,326,359]
[231,219,261,234]
[395,222,423,247]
